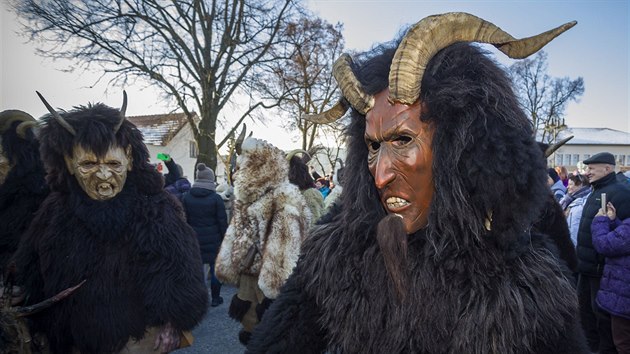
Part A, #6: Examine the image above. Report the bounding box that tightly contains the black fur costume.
[0,114,47,275]
[12,103,208,353]
[247,43,587,353]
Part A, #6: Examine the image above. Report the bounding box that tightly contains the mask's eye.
[107,162,122,168]
[367,140,380,153]
[392,136,412,147]
[79,161,97,168]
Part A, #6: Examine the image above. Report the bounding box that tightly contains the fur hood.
[234,137,289,203]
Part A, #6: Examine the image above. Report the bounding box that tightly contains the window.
[564,154,571,165]
[626,155,630,166]
[555,154,563,166]
[571,154,579,166]
[189,141,198,158]
[617,155,625,166]
[583,154,590,162]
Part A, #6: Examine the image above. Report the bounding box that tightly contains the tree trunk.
[196,106,219,172]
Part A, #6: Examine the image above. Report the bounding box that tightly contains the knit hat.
[194,163,216,191]
[547,168,560,183]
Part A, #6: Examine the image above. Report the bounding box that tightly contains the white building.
[547,127,630,172]
[127,113,228,181]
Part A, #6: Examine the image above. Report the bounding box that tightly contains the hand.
[0,286,25,305]
[606,202,616,220]
[153,322,180,353]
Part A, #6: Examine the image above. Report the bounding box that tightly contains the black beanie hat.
[548,168,560,183]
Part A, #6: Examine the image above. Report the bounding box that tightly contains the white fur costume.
[216,137,311,299]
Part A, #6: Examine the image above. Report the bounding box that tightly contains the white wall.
[145,124,229,182]
[550,145,630,172]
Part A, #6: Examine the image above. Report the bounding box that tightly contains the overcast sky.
[1,0,628,150]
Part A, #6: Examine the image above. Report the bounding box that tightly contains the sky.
[1,0,628,151]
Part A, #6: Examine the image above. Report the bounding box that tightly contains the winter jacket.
[165,178,191,201]
[577,172,630,276]
[591,216,630,319]
[550,179,567,202]
[182,187,228,264]
[302,187,325,226]
[560,185,590,210]
[564,186,591,247]
[566,195,588,247]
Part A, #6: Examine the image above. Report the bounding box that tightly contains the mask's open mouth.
[386,196,410,211]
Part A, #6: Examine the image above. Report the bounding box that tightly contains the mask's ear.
[126,146,133,172]
[64,154,75,175]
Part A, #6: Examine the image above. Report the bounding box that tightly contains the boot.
[238,329,252,346]
[211,283,223,307]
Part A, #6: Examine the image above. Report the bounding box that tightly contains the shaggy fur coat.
[0,123,47,273]
[0,141,48,278]
[216,137,311,299]
[12,105,208,354]
[246,43,587,353]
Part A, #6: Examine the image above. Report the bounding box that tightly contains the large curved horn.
[16,121,38,139]
[114,90,127,133]
[333,54,374,115]
[545,135,574,158]
[305,53,376,124]
[286,149,310,161]
[36,91,77,136]
[303,99,350,124]
[16,280,86,317]
[0,110,36,133]
[389,12,577,105]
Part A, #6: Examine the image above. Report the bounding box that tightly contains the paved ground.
[178,284,244,354]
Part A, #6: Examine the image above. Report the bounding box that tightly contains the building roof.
[127,112,197,146]
[550,127,630,146]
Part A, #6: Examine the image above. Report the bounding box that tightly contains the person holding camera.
[591,201,630,353]
[577,152,630,353]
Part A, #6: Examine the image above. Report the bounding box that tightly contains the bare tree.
[11,0,304,170]
[509,51,585,143]
[258,17,344,150]
[309,121,345,177]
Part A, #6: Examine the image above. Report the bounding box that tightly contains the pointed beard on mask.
[376,214,409,302]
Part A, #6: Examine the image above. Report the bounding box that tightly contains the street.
[178,285,244,354]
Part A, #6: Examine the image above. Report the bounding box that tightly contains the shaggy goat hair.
[247,42,587,353]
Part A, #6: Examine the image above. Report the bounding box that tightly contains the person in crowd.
[563,174,591,246]
[577,151,630,353]
[161,153,191,200]
[288,150,325,226]
[181,163,228,307]
[315,177,331,199]
[216,182,235,223]
[548,167,567,202]
[324,163,345,211]
[616,170,630,185]
[0,110,47,276]
[309,165,322,181]
[246,12,586,353]
[12,92,208,353]
[216,137,311,346]
[592,202,630,354]
[556,165,570,187]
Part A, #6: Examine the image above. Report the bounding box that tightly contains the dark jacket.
[182,187,228,264]
[165,177,191,200]
[592,216,630,319]
[577,172,630,276]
